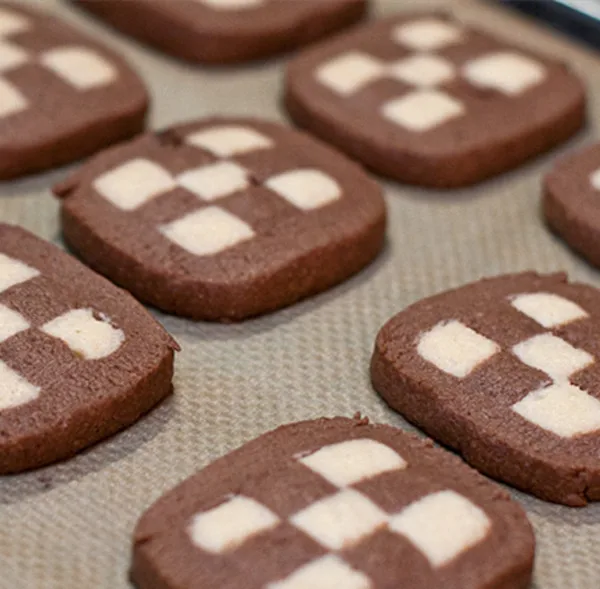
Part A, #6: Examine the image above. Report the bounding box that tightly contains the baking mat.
[1,0,600,587]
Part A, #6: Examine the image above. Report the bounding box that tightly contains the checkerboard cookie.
[54,118,386,321]
[544,143,600,267]
[72,0,367,64]
[0,2,148,179]
[285,12,586,187]
[0,223,177,474]
[131,416,534,589]
[371,272,600,505]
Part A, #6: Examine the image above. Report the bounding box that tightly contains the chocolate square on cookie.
[0,224,177,473]
[131,417,534,589]
[72,0,368,64]
[285,13,585,187]
[371,272,600,505]
[0,2,148,179]
[54,118,386,321]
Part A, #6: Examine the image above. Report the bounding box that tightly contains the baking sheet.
[1,1,600,587]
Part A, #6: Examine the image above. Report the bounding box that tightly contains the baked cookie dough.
[0,223,177,474]
[54,117,386,321]
[132,416,534,589]
[544,143,600,268]
[72,0,368,64]
[285,12,586,187]
[0,2,148,179]
[372,272,600,505]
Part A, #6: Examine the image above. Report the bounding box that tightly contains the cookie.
[285,12,586,187]
[0,2,148,179]
[0,223,177,474]
[544,143,600,267]
[371,272,600,506]
[54,117,386,321]
[131,416,534,589]
[71,0,368,65]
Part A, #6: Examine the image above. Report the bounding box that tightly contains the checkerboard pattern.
[0,7,118,118]
[188,438,492,587]
[417,291,600,438]
[93,125,343,257]
[0,252,125,412]
[316,17,547,132]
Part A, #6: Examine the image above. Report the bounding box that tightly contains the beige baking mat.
[1,0,600,587]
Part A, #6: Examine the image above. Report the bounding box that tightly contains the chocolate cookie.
[54,117,386,321]
[71,0,368,65]
[132,416,534,589]
[0,2,148,179]
[285,12,586,188]
[0,223,177,474]
[544,143,600,268]
[371,272,600,506]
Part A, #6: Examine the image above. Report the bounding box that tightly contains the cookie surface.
[0,224,177,474]
[72,0,367,64]
[371,272,600,505]
[285,12,585,187]
[54,117,386,321]
[0,2,148,179]
[132,416,534,589]
[544,143,600,267]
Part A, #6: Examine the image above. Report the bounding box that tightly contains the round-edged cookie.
[285,12,586,188]
[71,0,368,65]
[131,416,534,589]
[0,2,148,179]
[54,117,386,321]
[544,143,600,267]
[371,272,600,506]
[0,223,177,474]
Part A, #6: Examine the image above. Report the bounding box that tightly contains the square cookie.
[54,118,386,321]
[72,0,367,64]
[371,271,600,505]
[0,2,148,179]
[132,417,534,589]
[0,224,177,474]
[285,13,586,187]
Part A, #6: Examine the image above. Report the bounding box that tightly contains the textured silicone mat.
[1,1,600,587]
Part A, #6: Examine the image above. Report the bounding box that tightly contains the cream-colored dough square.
[0,253,39,293]
[42,309,125,360]
[177,162,249,201]
[513,382,600,437]
[417,320,500,378]
[463,52,545,95]
[393,19,463,51]
[186,126,273,157]
[267,555,371,589]
[0,304,29,343]
[513,333,593,381]
[189,495,280,553]
[388,55,455,88]
[266,169,341,210]
[511,292,588,328]
[0,78,27,118]
[389,490,491,567]
[317,52,385,96]
[41,47,117,90]
[299,439,407,487]
[382,90,464,132]
[94,159,177,211]
[290,489,387,550]
[0,360,40,411]
[160,207,255,256]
